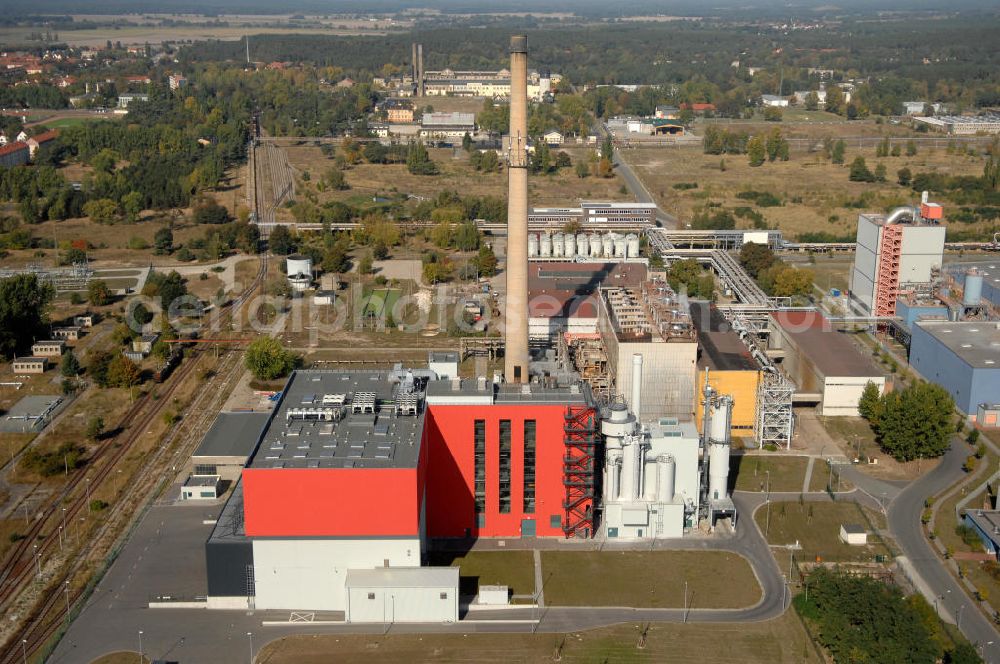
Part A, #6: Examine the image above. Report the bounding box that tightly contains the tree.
[121,190,143,223]
[858,381,883,424]
[85,416,104,441]
[897,167,913,187]
[739,242,776,278]
[575,160,589,179]
[145,271,188,312]
[867,382,955,462]
[153,227,174,255]
[849,156,875,182]
[874,163,887,183]
[0,274,54,359]
[475,245,498,277]
[831,139,846,165]
[906,140,918,157]
[461,132,472,152]
[985,153,1000,191]
[747,136,766,167]
[193,197,231,225]
[269,225,295,255]
[107,355,141,389]
[82,198,119,224]
[244,336,298,381]
[406,141,438,175]
[324,167,349,190]
[87,279,112,306]
[358,251,374,275]
[824,86,846,114]
[60,349,80,377]
[762,106,783,122]
[804,91,819,111]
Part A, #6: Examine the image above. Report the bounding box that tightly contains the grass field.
[755,500,891,564]
[427,550,536,597]
[286,146,631,210]
[258,613,821,664]
[541,550,760,608]
[625,136,992,240]
[731,455,810,493]
[39,116,107,130]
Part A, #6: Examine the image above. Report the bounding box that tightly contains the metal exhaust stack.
[504,34,530,384]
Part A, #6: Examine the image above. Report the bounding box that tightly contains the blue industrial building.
[950,263,1000,308]
[895,296,951,331]
[910,321,1000,419]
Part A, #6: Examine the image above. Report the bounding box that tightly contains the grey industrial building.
[189,412,269,481]
[909,321,1000,419]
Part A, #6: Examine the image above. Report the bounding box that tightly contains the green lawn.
[541,550,761,609]
[260,613,821,663]
[41,116,109,130]
[427,550,536,597]
[731,455,810,493]
[755,500,891,564]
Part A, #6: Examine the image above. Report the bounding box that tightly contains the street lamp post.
[21,638,27,664]
[138,630,143,663]
[63,581,70,623]
[247,631,254,663]
[684,580,689,623]
[958,604,965,631]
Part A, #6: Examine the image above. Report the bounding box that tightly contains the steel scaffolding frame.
[755,372,794,449]
[874,224,903,318]
[562,406,597,539]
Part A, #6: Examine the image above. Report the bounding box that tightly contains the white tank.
[576,233,589,257]
[620,434,642,502]
[528,233,539,258]
[656,454,675,503]
[964,270,984,306]
[708,441,730,502]
[564,233,576,257]
[710,396,732,443]
[601,403,635,440]
[613,233,626,258]
[286,255,313,291]
[626,233,640,258]
[552,232,564,257]
[602,233,614,258]
[589,234,603,257]
[540,233,552,257]
[607,451,622,501]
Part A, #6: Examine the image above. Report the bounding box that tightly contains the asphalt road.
[888,437,1000,662]
[593,122,678,229]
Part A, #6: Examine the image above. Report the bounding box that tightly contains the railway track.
[0,249,268,662]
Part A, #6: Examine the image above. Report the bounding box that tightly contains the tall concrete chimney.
[504,35,530,384]
[411,43,418,86]
[417,44,425,97]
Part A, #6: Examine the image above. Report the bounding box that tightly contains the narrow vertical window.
[499,420,511,513]
[523,420,536,513]
[474,420,486,513]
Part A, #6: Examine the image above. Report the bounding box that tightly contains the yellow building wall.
[695,370,760,441]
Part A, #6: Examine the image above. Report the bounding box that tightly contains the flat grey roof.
[193,412,270,460]
[0,395,65,433]
[692,305,757,371]
[772,312,884,378]
[345,567,459,589]
[915,322,1000,369]
[184,475,219,487]
[424,378,588,404]
[428,351,459,363]
[248,370,426,470]
[841,523,865,534]
[966,510,1000,543]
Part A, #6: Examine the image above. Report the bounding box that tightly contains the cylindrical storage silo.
[710,396,732,443]
[708,441,730,501]
[528,233,539,258]
[620,435,641,502]
[285,255,313,291]
[601,403,635,441]
[552,232,564,257]
[602,232,614,258]
[540,233,552,257]
[626,233,640,258]
[613,233,626,258]
[964,269,983,306]
[656,454,675,503]
[564,233,576,258]
[576,232,589,257]
[606,451,622,501]
[589,234,603,257]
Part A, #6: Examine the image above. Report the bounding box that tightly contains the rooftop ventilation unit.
[322,393,347,406]
[286,407,340,422]
[395,392,420,416]
[352,392,377,414]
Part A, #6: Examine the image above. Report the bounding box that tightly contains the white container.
[552,232,564,258]
[613,233,626,258]
[540,233,552,257]
[626,233,640,258]
[576,233,589,257]
[528,233,539,258]
[656,454,675,503]
[589,234,603,257]
[564,233,576,257]
[602,233,614,258]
